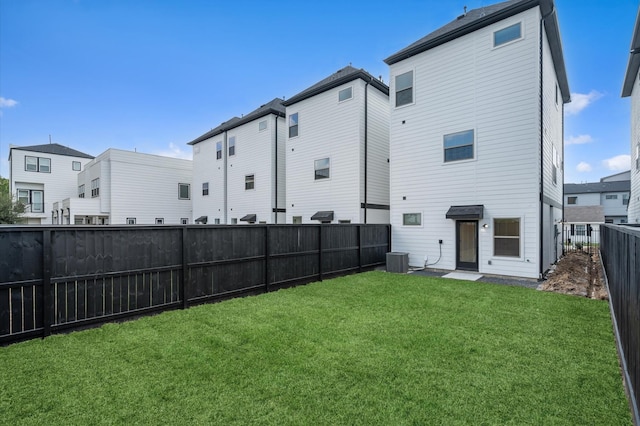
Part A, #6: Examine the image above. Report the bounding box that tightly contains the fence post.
[358,225,362,273]
[318,225,323,282]
[264,226,270,292]
[181,227,189,310]
[42,229,52,338]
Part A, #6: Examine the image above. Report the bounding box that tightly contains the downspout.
[539,5,555,278]
[364,78,370,224]
[274,115,278,224]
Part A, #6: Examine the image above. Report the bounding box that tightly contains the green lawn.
[0,271,631,425]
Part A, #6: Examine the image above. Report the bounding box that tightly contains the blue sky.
[1,0,638,184]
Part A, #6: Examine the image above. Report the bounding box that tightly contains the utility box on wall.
[386,252,409,273]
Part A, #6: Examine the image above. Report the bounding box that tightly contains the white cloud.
[565,134,593,145]
[564,90,603,116]
[576,162,592,172]
[0,97,18,108]
[602,155,630,171]
[154,142,192,160]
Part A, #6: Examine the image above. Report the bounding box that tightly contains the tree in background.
[0,177,25,224]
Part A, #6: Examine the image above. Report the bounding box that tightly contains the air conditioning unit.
[386,252,409,273]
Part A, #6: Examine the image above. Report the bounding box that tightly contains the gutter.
[274,115,278,224]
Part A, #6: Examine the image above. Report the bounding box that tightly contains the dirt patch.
[540,251,608,300]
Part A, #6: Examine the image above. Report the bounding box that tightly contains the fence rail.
[600,224,639,424]
[0,224,391,345]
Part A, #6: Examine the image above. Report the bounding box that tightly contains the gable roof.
[384,0,570,103]
[282,66,389,107]
[564,181,631,195]
[622,6,640,97]
[188,98,286,146]
[564,206,605,223]
[9,143,94,159]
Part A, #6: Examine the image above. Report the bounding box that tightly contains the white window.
[216,142,222,160]
[314,158,330,180]
[494,22,522,47]
[575,224,586,236]
[259,120,267,131]
[395,71,413,107]
[338,87,352,102]
[179,183,190,200]
[494,218,520,257]
[91,178,100,197]
[289,113,298,138]
[444,129,474,162]
[78,185,85,198]
[72,161,81,171]
[552,145,559,185]
[636,143,640,171]
[228,136,236,156]
[402,213,421,226]
[181,218,189,225]
[155,218,164,224]
[202,182,209,196]
[126,218,136,225]
[231,218,238,224]
[623,194,629,205]
[245,174,255,190]
[293,216,302,224]
[214,218,221,224]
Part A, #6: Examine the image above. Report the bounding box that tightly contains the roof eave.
[622,7,640,98]
[544,5,571,103]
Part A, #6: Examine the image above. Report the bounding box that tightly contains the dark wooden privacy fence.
[0,224,390,345]
[600,224,639,423]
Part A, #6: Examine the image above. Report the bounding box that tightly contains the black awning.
[195,216,208,224]
[445,205,484,220]
[311,211,334,222]
[240,214,257,223]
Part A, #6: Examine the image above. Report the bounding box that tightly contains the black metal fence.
[0,224,391,345]
[563,223,600,255]
[600,224,639,423]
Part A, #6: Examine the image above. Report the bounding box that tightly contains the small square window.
[259,120,267,131]
[214,218,221,224]
[127,218,136,225]
[181,218,189,225]
[395,71,413,107]
[216,142,222,160]
[156,218,164,225]
[228,136,236,156]
[202,182,209,196]
[293,216,302,224]
[338,87,352,102]
[245,174,255,190]
[403,213,421,226]
[289,113,298,138]
[231,218,238,224]
[494,22,522,47]
[444,130,474,162]
[72,161,81,171]
[179,183,190,200]
[314,158,330,180]
[567,196,577,205]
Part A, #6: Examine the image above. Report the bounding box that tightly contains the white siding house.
[284,66,390,224]
[8,143,94,224]
[189,99,286,224]
[54,149,192,225]
[623,6,640,224]
[385,0,570,279]
[565,177,631,224]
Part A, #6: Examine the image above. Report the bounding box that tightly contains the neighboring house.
[564,176,630,224]
[623,6,640,224]
[283,65,390,224]
[385,0,570,279]
[53,148,192,225]
[188,98,286,224]
[8,143,94,224]
[563,205,604,245]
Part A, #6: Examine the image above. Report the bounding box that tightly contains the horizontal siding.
[630,78,640,223]
[389,8,543,278]
[192,136,225,223]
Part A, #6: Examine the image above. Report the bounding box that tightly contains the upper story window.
[259,120,267,131]
[216,142,222,160]
[178,183,190,200]
[395,71,413,107]
[403,213,421,226]
[552,145,559,185]
[338,87,353,102]
[72,161,81,171]
[25,156,51,173]
[567,196,577,205]
[78,184,85,198]
[636,143,640,171]
[245,174,255,190]
[91,178,100,198]
[494,218,520,257]
[494,22,522,47]
[605,194,618,200]
[444,129,474,162]
[202,182,209,196]
[228,136,236,156]
[623,194,630,205]
[289,113,299,138]
[314,158,330,180]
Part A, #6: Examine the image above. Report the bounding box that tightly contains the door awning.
[311,211,334,222]
[195,216,208,224]
[240,214,257,223]
[445,205,484,220]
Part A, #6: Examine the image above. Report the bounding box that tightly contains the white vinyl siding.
[628,72,640,223]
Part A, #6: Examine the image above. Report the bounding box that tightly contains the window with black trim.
[78,184,85,198]
[72,161,81,171]
[202,182,209,196]
[395,71,413,107]
[494,218,520,257]
[314,158,330,180]
[289,113,298,138]
[156,218,164,224]
[228,136,236,156]
[494,22,522,47]
[91,178,100,197]
[567,196,577,205]
[126,218,136,225]
[179,183,190,200]
[216,142,222,160]
[25,156,51,173]
[339,87,352,102]
[444,129,474,162]
[181,218,189,225]
[245,174,255,190]
[17,189,44,213]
